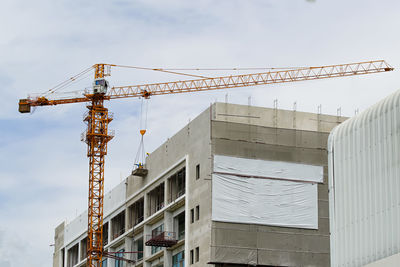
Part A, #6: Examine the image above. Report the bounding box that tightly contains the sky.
[0,0,399,266]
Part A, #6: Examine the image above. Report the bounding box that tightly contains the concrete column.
[124,236,134,267]
[164,210,173,267]
[165,177,170,204]
[143,224,151,267]
[125,206,130,230]
[144,193,149,219]
[164,250,173,267]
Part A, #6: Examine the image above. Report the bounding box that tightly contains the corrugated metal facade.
[328,90,400,267]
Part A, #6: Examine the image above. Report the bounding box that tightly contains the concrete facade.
[53,102,346,267]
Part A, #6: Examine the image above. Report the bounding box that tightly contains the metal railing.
[145,231,177,247]
[168,189,185,203]
[112,227,125,240]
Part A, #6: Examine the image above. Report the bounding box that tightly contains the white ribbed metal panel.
[328,90,400,267]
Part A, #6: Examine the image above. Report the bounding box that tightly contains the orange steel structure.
[18,60,393,267]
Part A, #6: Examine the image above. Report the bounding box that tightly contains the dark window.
[61,248,65,267]
[103,222,109,246]
[129,197,144,228]
[111,211,125,240]
[175,212,185,240]
[190,209,194,223]
[168,167,186,202]
[151,224,164,254]
[115,249,124,267]
[195,247,199,262]
[80,237,87,260]
[196,164,200,180]
[190,249,194,264]
[148,183,165,216]
[67,244,78,267]
[172,251,185,267]
[196,205,200,221]
[136,237,143,260]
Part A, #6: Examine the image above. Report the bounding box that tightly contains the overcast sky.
[0,0,399,266]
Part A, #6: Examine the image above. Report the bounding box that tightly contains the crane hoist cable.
[133,97,149,170]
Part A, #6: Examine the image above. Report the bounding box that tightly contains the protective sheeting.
[214,155,323,183]
[212,173,318,229]
[329,89,400,267]
[212,155,320,229]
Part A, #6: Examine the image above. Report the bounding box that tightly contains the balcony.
[145,231,178,247]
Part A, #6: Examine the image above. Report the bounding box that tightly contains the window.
[102,258,107,267]
[129,197,144,228]
[195,205,200,221]
[115,249,124,267]
[195,247,199,262]
[175,212,185,240]
[151,224,164,254]
[135,237,143,261]
[168,167,186,203]
[190,249,194,264]
[173,251,185,267]
[111,211,125,240]
[196,164,200,180]
[61,248,65,267]
[190,209,194,223]
[80,237,87,261]
[67,244,78,267]
[103,222,109,246]
[148,183,165,216]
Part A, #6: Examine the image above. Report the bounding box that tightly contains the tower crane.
[18,60,393,267]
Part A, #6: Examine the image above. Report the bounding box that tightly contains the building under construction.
[53,102,346,267]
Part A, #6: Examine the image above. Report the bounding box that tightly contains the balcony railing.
[134,216,144,226]
[145,231,178,247]
[112,227,125,240]
[168,189,185,203]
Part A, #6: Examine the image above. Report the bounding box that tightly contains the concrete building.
[53,102,346,267]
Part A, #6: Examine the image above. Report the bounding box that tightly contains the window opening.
[173,251,185,267]
[111,211,125,240]
[195,205,200,221]
[80,237,87,261]
[169,167,186,202]
[129,197,144,228]
[190,249,194,264]
[196,164,200,180]
[67,244,78,267]
[195,247,199,262]
[148,183,165,216]
[103,222,109,246]
[115,249,124,267]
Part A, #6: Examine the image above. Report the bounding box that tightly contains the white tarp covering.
[214,155,323,183]
[212,155,320,229]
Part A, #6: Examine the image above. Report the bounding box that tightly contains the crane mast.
[18,60,393,267]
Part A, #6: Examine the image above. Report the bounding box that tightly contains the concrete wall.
[125,105,213,267]
[54,102,346,267]
[209,103,346,267]
[53,222,65,267]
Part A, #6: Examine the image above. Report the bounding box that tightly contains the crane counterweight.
[18,99,31,113]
